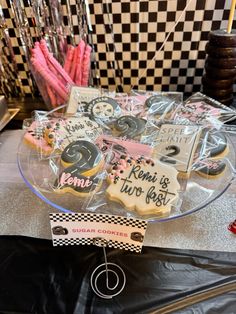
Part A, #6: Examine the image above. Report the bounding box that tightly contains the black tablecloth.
[0,236,235,314]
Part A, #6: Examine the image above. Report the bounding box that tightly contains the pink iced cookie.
[24,120,53,155]
[115,95,146,116]
[172,101,221,124]
[96,135,153,165]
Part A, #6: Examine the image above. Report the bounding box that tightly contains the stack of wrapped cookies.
[202,29,236,107]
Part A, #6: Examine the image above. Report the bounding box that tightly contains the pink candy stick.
[32,43,48,66]
[46,53,73,104]
[81,44,92,86]
[31,57,68,100]
[38,39,66,104]
[75,40,86,85]
[46,86,58,107]
[64,45,75,74]
[32,49,64,105]
[32,43,58,106]
[47,53,74,85]
[40,39,74,86]
[69,47,78,81]
[39,39,51,59]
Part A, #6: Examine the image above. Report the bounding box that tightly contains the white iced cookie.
[155,124,201,176]
[44,116,103,150]
[106,156,180,216]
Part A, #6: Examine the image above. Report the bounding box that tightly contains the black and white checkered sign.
[50,212,147,253]
[50,212,147,228]
[52,238,143,253]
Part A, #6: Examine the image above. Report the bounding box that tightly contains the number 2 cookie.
[54,140,104,196]
[106,156,180,217]
[145,95,175,118]
[114,115,146,139]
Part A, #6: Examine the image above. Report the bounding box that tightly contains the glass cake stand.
[17,132,236,223]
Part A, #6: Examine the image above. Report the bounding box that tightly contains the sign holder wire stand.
[91,237,126,299]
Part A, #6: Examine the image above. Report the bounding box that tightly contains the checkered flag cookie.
[49,213,147,229]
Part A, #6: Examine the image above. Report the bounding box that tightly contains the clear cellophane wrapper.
[82,124,236,220]
[19,91,236,221]
[171,92,236,128]
[85,90,183,140]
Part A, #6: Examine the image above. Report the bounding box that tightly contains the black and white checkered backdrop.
[0,0,235,98]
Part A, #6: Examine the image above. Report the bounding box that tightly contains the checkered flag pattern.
[89,0,235,95]
[1,0,235,98]
[49,213,147,229]
[53,238,93,246]
[107,240,142,253]
[53,237,142,252]
[0,0,35,96]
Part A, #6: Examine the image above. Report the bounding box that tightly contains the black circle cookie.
[195,159,226,179]
[208,29,236,47]
[145,95,174,116]
[114,115,146,139]
[61,140,103,175]
[87,96,121,121]
[206,131,228,158]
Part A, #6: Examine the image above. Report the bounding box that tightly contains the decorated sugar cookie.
[145,95,175,118]
[114,115,146,139]
[172,101,221,125]
[195,159,226,179]
[155,124,201,176]
[106,156,180,216]
[54,140,103,196]
[206,131,229,158]
[24,120,53,155]
[95,135,153,165]
[87,96,121,121]
[60,140,103,176]
[44,116,103,150]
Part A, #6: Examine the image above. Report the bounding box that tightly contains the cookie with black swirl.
[114,115,146,139]
[54,140,104,196]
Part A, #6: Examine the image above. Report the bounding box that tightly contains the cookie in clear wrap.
[54,140,104,196]
[87,96,122,122]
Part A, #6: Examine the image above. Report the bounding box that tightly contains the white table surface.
[0,129,235,251]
